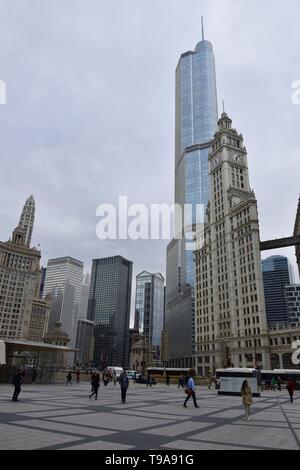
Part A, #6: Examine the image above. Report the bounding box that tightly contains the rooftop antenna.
[201,16,205,41]
[222,100,225,113]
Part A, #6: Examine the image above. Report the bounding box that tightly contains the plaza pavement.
[0,381,299,450]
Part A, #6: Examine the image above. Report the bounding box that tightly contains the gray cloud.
[0,0,299,324]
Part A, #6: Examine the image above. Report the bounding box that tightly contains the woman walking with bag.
[241,380,252,420]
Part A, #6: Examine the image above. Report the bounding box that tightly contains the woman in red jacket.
[287,379,296,403]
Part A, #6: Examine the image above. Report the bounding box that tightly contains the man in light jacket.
[183,373,199,408]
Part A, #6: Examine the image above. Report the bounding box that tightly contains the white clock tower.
[195,112,271,374]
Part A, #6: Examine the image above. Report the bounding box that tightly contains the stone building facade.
[195,113,271,375]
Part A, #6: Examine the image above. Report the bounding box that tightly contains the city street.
[0,382,300,450]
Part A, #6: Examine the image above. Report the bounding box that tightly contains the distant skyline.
[0,0,299,324]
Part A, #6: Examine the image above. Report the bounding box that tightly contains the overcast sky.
[0,0,299,322]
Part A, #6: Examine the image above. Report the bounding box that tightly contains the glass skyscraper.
[174,33,218,288]
[134,271,164,358]
[43,256,83,364]
[166,26,218,366]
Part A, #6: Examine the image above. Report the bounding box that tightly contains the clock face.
[230,152,242,164]
[212,156,221,168]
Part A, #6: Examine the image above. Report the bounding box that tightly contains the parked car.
[106,366,123,378]
[125,370,138,379]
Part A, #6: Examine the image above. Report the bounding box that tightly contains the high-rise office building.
[134,271,164,359]
[0,196,45,340]
[27,296,51,342]
[43,257,83,358]
[166,22,218,366]
[88,256,132,369]
[195,112,271,374]
[285,285,300,327]
[78,273,90,320]
[75,319,95,368]
[262,256,292,327]
[0,226,41,339]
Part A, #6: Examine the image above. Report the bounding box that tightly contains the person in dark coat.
[119,372,129,403]
[66,371,72,385]
[287,378,296,403]
[89,373,100,400]
[12,370,22,401]
[32,368,38,384]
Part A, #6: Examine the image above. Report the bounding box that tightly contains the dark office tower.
[88,256,132,369]
[166,20,218,366]
[262,256,293,327]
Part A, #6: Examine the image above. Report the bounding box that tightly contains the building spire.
[19,195,35,248]
[201,16,205,41]
[222,100,225,113]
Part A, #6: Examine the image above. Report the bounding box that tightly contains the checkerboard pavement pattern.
[0,382,300,449]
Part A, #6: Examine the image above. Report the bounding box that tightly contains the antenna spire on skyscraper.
[201,16,205,41]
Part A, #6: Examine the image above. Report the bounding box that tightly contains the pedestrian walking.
[66,371,72,385]
[241,380,252,420]
[89,372,100,400]
[183,373,199,408]
[166,374,170,386]
[119,371,129,403]
[178,374,185,389]
[146,373,152,387]
[287,378,296,403]
[90,372,96,393]
[271,377,277,391]
[12,369,22,402]
[103,371,109,386]
[113,372,117,386]
[76,370,80,384]
[20,368,25,384]
[32,368,38,384]
[277,376,282,392]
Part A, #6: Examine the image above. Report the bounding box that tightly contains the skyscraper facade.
[195,113,271,374]
[285,284,300,327]
[78,273,91,320]
[75,319,95,368]
[134,271,164,359]
[262,256,292,327]
[87,256,132,369]
[0,225,41,339]
[166,25,218,365]
[0,196,46,340]
[43,257,83,357]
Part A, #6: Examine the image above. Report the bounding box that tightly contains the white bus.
[216,368,260,397]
